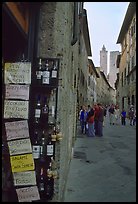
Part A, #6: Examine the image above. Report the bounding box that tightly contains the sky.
[84,2,130,71]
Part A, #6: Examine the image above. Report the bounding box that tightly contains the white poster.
[16,186,40,202]
[4,100,29,119]
[5,120,29,141]
[8,138,32,155]
[13,171,36,186]
[5,84,30,100]
[4,62,31,84]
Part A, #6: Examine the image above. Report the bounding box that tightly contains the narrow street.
[64,115,136,202]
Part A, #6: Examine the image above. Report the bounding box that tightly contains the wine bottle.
[50,60,58,87]
[35,95,41,124]
[38,167,45,200]
[46,176,54,200]
[42,60,50,85]
[40,131,46,162]
[46,134,54,157]
[36,58,42,84]
[32,131,41,159]
[41,96,49,128]
[48,91,55,125]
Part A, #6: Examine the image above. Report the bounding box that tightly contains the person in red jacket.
[86,107,95,137]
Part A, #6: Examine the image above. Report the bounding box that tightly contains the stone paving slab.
[64,117,136,202]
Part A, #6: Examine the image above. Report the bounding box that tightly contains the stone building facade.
[2,2,92,202]
[108,51,120,88]
[116,2,136,114]
[96,67,116,105]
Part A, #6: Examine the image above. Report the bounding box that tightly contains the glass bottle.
[46,134,54,157]
[42,60,50,85]
[40,131,46,162]
[51,60,58,87]
[36,58,42,84]
[41,96,49,128]
[32,131,41,160]
[38,167,45,200]
[35,95,41,124]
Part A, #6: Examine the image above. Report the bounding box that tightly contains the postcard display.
[3,59,61,202]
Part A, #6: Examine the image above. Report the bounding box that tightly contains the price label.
[10,154,34,173]
[4,100,29,119]
[4,62,31,84]
[5,120,29,141]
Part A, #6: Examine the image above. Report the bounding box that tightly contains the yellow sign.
[10,154,34,173]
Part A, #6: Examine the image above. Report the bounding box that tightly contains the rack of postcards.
[2,58,62,202]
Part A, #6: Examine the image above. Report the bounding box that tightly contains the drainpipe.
[71,2,79,46]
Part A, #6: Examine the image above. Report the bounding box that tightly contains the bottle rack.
[29,57,60,201]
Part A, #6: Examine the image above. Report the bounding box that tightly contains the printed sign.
[8,138,32,156]
[4,62,31,84]
[10,154,34,173]
[5,84,30,100]
[5,120,29,141]
[4,100,29,119]
[16,186,40,202]
[13,171,36,186]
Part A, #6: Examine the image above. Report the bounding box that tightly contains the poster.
[10,154,35,173]
[4,100,29,119]
[5,120,29,141]
[5,84,30,100]
[13,171,36,186]
[4,62,31,84]
[16,186,40,202]
[8,138,32,155]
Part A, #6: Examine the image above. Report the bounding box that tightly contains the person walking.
[114,105,120,125]
[93,103,99,136]
[121,109,126,125]
[128,107,135,126]
[80,105,88,134]
[86,107,95,137]
[97,103,104,137]
[108,104,115,125]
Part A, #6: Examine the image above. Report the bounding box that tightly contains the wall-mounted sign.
[4,100,29,119]
[5,120,29,141]
[10,154,34,173]
[13,171,36,186]
[16,186,40,202]
[5,84,30,100]
[8,138,32,156]
[4,62,31,84]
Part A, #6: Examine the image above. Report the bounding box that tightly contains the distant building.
[108,51,120,88]
[100,45,108,76]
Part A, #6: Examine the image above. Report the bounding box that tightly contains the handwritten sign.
[4,100,29,119]
[16,186,40,202]
[5,120,29,141]
[13,171,36,186]
[4,62,31,84]
[10,154,34,173]
[5,84,30,100]
[8,138,32,155]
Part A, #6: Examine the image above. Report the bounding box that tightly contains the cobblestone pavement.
[64,116,136,202]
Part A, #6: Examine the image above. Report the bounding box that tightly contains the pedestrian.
[86,107,95,137]
[93,103,99,136]
[128,107,135,126]
[97,103,104,137]
[108,104,115,125]
[121,108,126,125]
[103,105,107,127]
[79,105,88,134]
[114,105,120,125]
